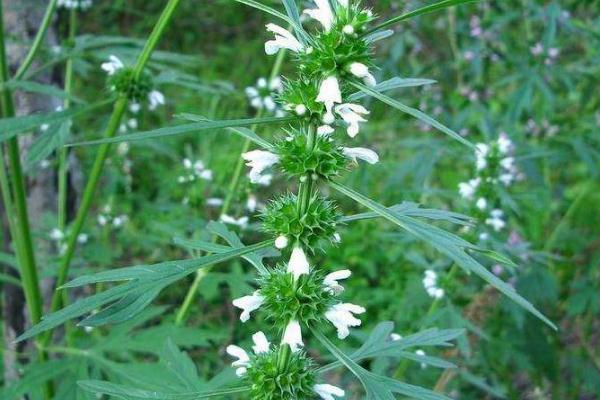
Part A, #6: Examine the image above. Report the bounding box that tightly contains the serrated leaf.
[312,328,452,400]
[342,202,472,226]
[77,380,250,399]
[348,77,436,101]
[350,81,474,149]
[329,181,557,330]
[25,121,71,170]
[16,241,272,342]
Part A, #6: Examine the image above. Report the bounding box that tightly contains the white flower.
[49,228,64,241]
[242,150,280,184]
[282,320,303,352]
[497,133,512,154]
[129,102,141,114]
[295,104,307,115]
[348,62,376,87]
[342,24,354,35]
[500,156,514,170]
[335,103,369,137]
[265,24,304,55]
[458,177,480,200]
[220,214,249,228]
[288,246,310,280]
[127,118,138,130]
[246,195,258,212]
[476,197,487,210]
[332,232,341,243]
[251,331,270,354]
[423,270,445,299]
[475,143,489,171]
[390,333,403,341]
[415,349,428,369]
[148,90,165,110]
[226,345,250,377]
[499,173,514,186]
[314,383,345,400]
[246,77,284,113]
[325,303,366,339]
[101,55,124,75]
[317,76,342,122]
[77,233,88,244]
[342,147,379,165]
[113,215,127,227]
[97,215,108,226]
[232,291,265,322]
[485,209,506,231]
[275,235,289,249]
[303,0,334,32]
[254,173,273,186]
[317,125,334,137]
[207,197,224,207]
[323,269,351,295]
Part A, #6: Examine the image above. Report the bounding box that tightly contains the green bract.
[261,193,341,249]
[258,266,336,327]
[245,347,317,400]
[280,79,325,118]
[276,130,348,180]
[107,68,153,101]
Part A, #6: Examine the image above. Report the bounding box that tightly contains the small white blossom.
[323,269,351,295]
[112,215,127,227]
[49,228,64,241]
[325,303,366,339]
[101,55,124,76]
[282,320,304,352]
[233,291,265,322]
[148,90,165,110]
[335,103,369,137]
[423,270,445,299]
[390,333,403,341]
[458,177,480,200]
[317,125,335,137]
[207,198,224,207]
[342,24,354,35]
[77,233,88,244]
[129,102,141,114]
[220,214,249,228]
[275,235,289,249]
[476,197,487,210]
[226,332,271,377]
[314,383,345,400]
[265,24,304,55]
[342,147,379,165]
[475,143,489,170]
[288,246,310,280]
[97,215,108,226]
[303,0,334,32]
[497,133,512,154]
[317,76,342,123]
[348,62,376,87]
[242,150,280,184]
[246,195,258,212]
[415,349,428,369]
[252,331,270,354]
[485,209,506,231]
[246,77,284,113]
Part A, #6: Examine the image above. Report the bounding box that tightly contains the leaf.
[226,127,273,149]
[280,0,311,44]
[364,29,395,43]
[364,0,482,34]
[342,202,473,226]
[320,322,463,372]
[25,121,71,170]
[0,100,111,143]
[3,79,83,102]
[0,360,72,399]
[348,77,436,101]
[233,0,292,25]
[312,328,452,400]
[0,272,21,286]
[67,115,296,147]
[78,380,250,399]
[16,241,272,342]
[351,81,473,149]
[329,181,557,330]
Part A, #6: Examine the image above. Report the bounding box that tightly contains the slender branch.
[0,3,52,398]
[44,0,183,341]
[14,0,59,80]
[174,48,288,325]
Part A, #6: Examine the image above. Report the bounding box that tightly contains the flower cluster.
[422,269,444,299]
[49,228,88,255]
[246,77,285,116]
[177,158,213,184]
[97,204,127,229]
[458,133,519,237]
[226,2,384,398]
[101,55,165,107]
[57,0,92,10]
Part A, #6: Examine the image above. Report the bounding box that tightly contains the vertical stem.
[44,0,182,340]
[174,48,288,325]
[0,3,53,398]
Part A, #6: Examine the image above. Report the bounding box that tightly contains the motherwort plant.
[12,1,557,399]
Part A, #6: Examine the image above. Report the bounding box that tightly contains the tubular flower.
[314,383,345,400]
[265,23,304,55]
[288,246,310,280]
[317,76,342,123]
[242,150,280,184]
[342,147,379,165]
[226,331,271,377]
[101,55,124,75]
[348,62,376,87]
[335,103,369,137]
[232,291,265,322]
[282,320,304,352]
[323,269,351,295]
[325,303,366,339]
[303,0,335,32]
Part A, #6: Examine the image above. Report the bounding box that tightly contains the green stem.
[0,3,53,398]
[174,48,288,326]
[14,0,59,80]
[44,0,182,340]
